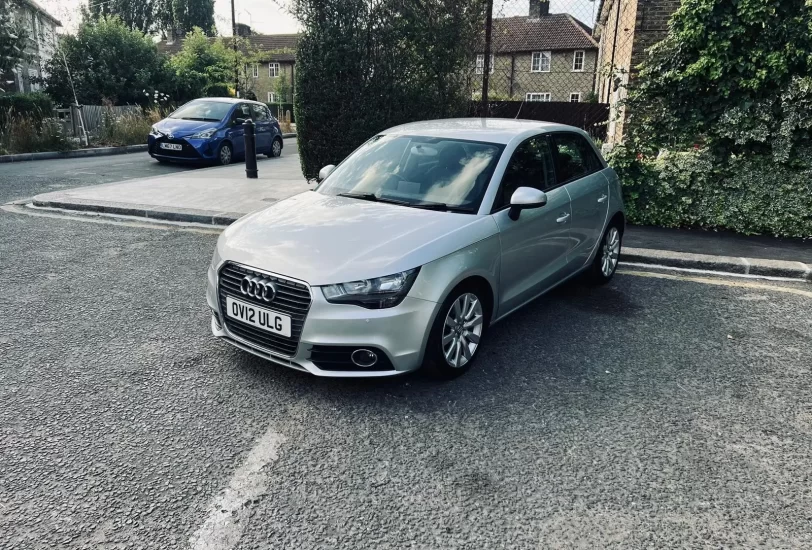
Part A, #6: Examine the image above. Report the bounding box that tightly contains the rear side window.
[551,133,602,183]
[251,104,269,121]
[493,135,556,210]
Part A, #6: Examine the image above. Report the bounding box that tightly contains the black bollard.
[243,118,258,179]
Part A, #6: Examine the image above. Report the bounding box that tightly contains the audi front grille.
[217,262,312,357]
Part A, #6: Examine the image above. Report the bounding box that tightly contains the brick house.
[477,0,598,103]
[1,0,61,94]
[593,0,681,144]
[157,34,298,104]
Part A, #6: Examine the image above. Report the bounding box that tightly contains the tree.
[168,27,233,100]
[157,0,216,40]
[292,0,485,179]
[273,73,291,104]
[0,0,29,78]
[624,0,812,161]
[40,16,172,105]
[89,0,156,34]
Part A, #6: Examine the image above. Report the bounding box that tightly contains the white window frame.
[252,64,258,78]
[572,50,585,72]
[570,93,581,102]
[268,62,280,78]
[526,92,551,102]
[531,51,551,73]
[267,91,277,103]
[475,54,494,75]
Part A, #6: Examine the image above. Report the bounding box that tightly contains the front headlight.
[150,126,161,136]
[321,268,420,309]
[190,128,217,139]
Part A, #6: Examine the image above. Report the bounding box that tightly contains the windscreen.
[317,135,505,213]
[169,101,232,122]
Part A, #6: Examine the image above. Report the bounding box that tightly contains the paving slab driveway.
[1,208,811,549]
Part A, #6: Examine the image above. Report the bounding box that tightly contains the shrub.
[0,93,53,128]
[95,108,161,147]
[609,146,812,238]
[291,0,485,179]
[0,112,76,154]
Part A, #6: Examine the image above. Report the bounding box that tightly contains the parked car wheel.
[424,283,488,378]
[267,137,282,158]
[587,222,622,284]
[217,142,233,165]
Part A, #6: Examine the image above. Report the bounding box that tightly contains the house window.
[269,62,280,77]
[252,64,258,78]
[531,51,551,73]
[570,93,581,102]
[526,92,551,102]
[267,92,277,103]
[475,54,494,74]
[572,50,585,72]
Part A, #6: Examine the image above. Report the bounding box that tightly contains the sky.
[37,0,597,36]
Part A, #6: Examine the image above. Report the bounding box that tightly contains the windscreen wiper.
[410,202,475,213]
[337,192,379,202]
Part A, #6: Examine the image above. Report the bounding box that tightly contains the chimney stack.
[529,0,550,18]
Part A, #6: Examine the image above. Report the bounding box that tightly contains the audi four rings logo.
[240,276,277,302]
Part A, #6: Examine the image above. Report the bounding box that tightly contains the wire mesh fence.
[469,0,640,141]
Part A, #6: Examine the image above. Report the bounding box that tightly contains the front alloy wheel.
[442,293,483,369]
[218,143,233,165]
[425,285,488,378]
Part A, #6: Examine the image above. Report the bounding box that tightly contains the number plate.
[225,296,291,337]
[159,142,183,151]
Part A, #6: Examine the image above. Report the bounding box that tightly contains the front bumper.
[206,263,439,377]
[148,135,217,162]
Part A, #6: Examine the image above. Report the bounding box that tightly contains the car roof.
[381,118,576,144]
[191,97,265,106]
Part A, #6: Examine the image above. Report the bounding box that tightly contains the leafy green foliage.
[90,0,157,34]
[625,0,812,157]
[609,146,812,237]
[40,16,173,106]
[0,0,29,76]
[273,73,292,103]
[0,92,53,127]
[610,0,812,237]
[292,0,484,179]
[168,27,233,99]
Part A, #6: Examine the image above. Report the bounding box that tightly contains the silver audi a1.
[206,119,625,378]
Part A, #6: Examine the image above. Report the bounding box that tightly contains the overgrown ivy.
[611,0,812,238]
[291,0,484,180]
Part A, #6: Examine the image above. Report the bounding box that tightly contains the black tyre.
[424,283,489,379]
[267,137,282,158]
[217,142,233,165]
[587,221,622,284]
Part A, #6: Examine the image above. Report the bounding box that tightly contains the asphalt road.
[1,198,811,549]
[0,141,299,205]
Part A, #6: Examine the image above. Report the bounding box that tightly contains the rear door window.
[251,104,269,122]
[551,133,602,183]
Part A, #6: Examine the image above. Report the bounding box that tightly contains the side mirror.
[508,187,547,221]
[233,117,247,126]
[317,164,336,182]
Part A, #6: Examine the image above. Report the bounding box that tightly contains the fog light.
[351,349,378,368]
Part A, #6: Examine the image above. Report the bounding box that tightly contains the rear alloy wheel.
[425,285,487,378]
[268,138,282,158]
[588,223,622,284]
[217,142,233,165]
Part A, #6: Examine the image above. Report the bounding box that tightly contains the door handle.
[597,194,608,203]
[556,213,570,223]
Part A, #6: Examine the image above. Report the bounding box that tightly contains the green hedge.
[0,93,54,126]
[611,147,812,238]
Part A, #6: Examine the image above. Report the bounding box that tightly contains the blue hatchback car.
[148,98,283,165]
